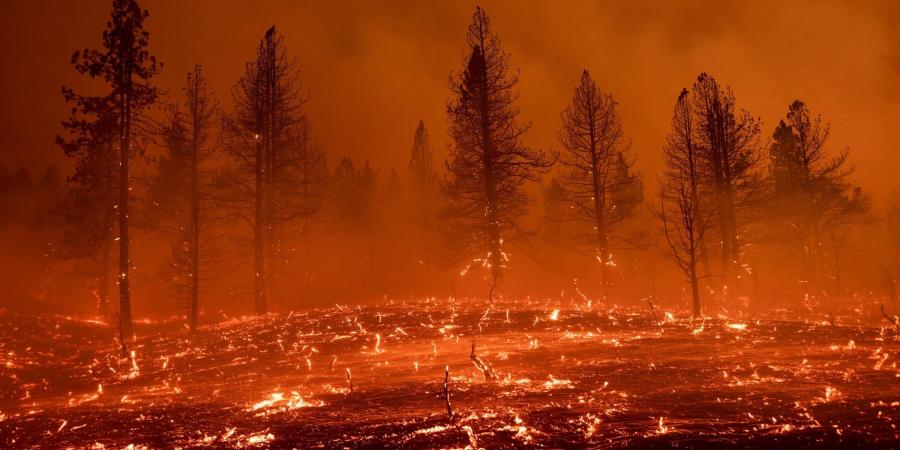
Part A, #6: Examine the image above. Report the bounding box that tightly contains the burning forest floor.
[0,298,898,449]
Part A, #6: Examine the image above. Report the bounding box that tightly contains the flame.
[548,309,560,321]
[657,416,669,434]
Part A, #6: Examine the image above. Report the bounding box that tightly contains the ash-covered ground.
[0,298,898,449]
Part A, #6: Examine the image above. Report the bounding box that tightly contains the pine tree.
[691,73,762,292]
[332,158,380,297]
[557,70,642,297]
[768,100,869,291]
[541,177,566,243]
[221,26,310,314]
[153,65,217,332]
[408,120,439,289]
[55,100,118,320]
[59,0,160,333]
[291,117,328,286]
[443,7,550,301]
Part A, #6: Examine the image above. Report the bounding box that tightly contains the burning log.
[470,337,497,380]
[346,368,353,395]
[443,365,453,422]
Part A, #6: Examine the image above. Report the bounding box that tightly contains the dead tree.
[443,365,454,421]
[658,89,712,317]
[557,70,642,297]
[443,7,550,302]
[469,336,497,380]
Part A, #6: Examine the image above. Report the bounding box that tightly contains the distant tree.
[56,100,118,320]
[290,117,328,280]
[11,167,32,190]
[221,26,311,314]
[38,164,63,192]
[58,0,160,330]
[541,177,566,243]
[443,7,550,301]
[557,70,643,297]
[691,73,763,292]
[151,65,217,332]
[332,158,381,296]
[768,100,869,292]
[408,120,439,287]
[658,89,712,317]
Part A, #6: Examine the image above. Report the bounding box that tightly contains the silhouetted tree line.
[0,164,63,229]
[50,1,882,331]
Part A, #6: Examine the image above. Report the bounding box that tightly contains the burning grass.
[0,298,898,448]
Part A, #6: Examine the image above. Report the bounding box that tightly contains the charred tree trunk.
[591,145,610,297]
[689,260,701,317]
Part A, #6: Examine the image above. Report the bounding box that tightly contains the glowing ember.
[548,309,560,321]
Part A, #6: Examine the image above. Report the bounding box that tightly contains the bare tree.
[658,89,712,317]
[443,7,550,302]
[557,70,642,297]
[60,0,161,336]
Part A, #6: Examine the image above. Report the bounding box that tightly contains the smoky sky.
[1,0,899,198]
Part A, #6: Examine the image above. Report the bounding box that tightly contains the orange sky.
[1,0,899,200]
